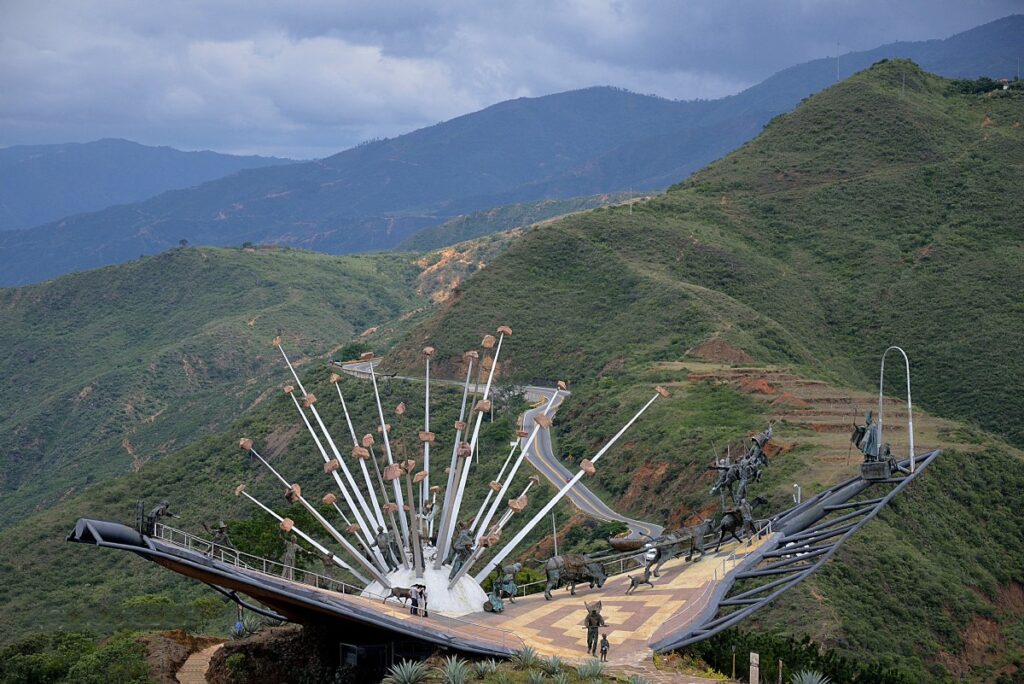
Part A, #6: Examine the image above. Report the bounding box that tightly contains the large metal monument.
[67,333,938,662]
[175,329,666,615]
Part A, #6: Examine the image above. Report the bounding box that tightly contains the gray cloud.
[0,1,1018,158]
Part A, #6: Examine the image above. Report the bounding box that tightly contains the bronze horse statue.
[713,496,768,552]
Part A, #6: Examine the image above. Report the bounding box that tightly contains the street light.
[878,346,916,473]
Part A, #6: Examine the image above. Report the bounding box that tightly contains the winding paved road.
[336,360,662,540]
[519,386,663,538]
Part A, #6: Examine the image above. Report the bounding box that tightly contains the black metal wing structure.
[651,449,939,651]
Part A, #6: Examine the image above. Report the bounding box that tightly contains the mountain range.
[0,138,292,232]
[0,15,1020,287]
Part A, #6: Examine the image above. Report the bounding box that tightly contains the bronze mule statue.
[650,517,712,577]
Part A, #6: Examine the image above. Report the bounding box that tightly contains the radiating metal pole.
[404,469,424,576]
[433,357,476,569]
[329,500,379,567]
[448,477,538,587]
[552,511,558,556]
[476,389,665,582]
[245,447,388,582]
[369,361,409,543]
[277,344,380,544]
[332,380,387,528]
[367,443,409,568]
[470,443,519,532]
[472,390,559,538]
[236,487,370,585]
[443,332,506,560]
[286,391,380,555]
[422,349,432,507]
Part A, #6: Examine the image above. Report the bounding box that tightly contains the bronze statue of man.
[583,601,607,656]
[372,526,399,572]
[448,524,474,579]
[280,534,304,580]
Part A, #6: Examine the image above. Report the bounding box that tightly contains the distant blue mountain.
[0,15,1019,287]
[0,138,294,231]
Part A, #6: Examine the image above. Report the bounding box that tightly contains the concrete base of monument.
[362,563,488,617]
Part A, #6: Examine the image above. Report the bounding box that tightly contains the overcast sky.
[1,1,1019,159]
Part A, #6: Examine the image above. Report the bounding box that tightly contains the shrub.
[438,655,471,684]
[64,632,151,684]
[191,595,226,632]
[575,659,606,679]
[512,645,540,670]
[383,659,429,684]
[473,659,499,679]
[224,652,246,677]
[541,655,563,675]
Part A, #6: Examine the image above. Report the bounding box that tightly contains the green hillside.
[0,247,431,529]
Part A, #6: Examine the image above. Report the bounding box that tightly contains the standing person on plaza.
[409,584,420,616]
[417,584,428,617]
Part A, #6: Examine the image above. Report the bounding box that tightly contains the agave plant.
[791,671,832,684]
[438,655,471,684]
[473,658,499,679]
[383,659,429,684]
[551,672,570,684]
[494,672,511,684]
[627,675,652,684]
[541,656,563,675]
[575,659,606,679]
[512,645,540,670]
[526,670,547,684]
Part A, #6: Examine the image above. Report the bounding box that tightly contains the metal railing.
[154,523,364,595]
[152,524,526,652]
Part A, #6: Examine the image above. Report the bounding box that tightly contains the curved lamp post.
[878,345,915,472]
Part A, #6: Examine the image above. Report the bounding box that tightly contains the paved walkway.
[175,643,223,684]
[472,533,770,667]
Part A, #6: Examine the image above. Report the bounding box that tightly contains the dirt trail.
[175,643,223,684]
